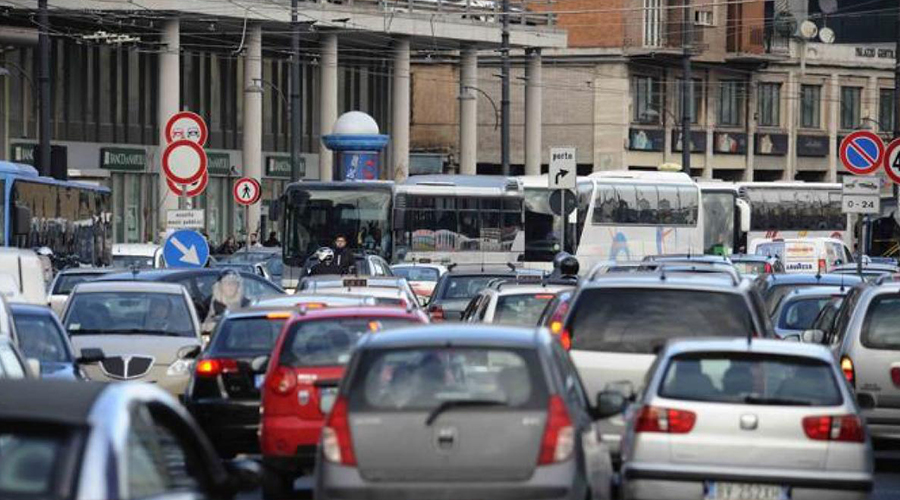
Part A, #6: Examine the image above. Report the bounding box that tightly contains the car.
[221,247,284,283]
[0,248,51,305]
[586,261,646,279]
[426,267,543,321]
[256,293,378,309]
[641,254,734,266]
[390,263,449,300]
[46,267,116,316]
[184,308,293,458]
[260,306,428,499]
[0,379,260,500]
[62,281,203,396]
[0,336,33,379]
[213,261,272,281]
[461,282,573,327]
[282,252,394,292]
[620,338,873,500]
[753,272,863,318]
[313,325,625,500]
[562,271,774,457]
[729,253,785,277]
[749,237,854,274]
[831,262,900,281]
[298,276,418,306]
[772,286,848,339]
[112,242,163,269]
[537,289,575,346]
[9,303,102,380]
[94,268,285,323]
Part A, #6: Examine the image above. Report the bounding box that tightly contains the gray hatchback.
[314,325,624,500]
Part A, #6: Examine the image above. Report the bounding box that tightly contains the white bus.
[518,175,581,267]
[736,182,849,248]
[698,182,750,256]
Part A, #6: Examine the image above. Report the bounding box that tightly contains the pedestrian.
[249,233,262,248]
[202,271,250,332]
[263,231,280,247]
[218,236,238,255]
[333,234,353,275]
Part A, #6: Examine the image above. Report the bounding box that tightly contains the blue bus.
[0,162,112,266]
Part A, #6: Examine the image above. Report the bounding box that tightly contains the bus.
[518,175,579,266]
[736,182,849,248]
[0,161,111,266]
[698,182,749,256]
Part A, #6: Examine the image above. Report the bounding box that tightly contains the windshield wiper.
[743,395,813,406]
[425,399,508,426]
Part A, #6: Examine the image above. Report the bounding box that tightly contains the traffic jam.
[4,151,900,500]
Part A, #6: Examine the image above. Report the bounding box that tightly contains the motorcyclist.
[308,247,341,276]
[547,251,580,284]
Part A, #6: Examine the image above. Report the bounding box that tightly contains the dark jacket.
[309,261,341,276]
[333,247,354,274]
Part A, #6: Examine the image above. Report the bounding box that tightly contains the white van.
[112,243,164,269]
[0,248,48,304]
[749,237,853,274]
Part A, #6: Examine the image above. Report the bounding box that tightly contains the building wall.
[410,64,459,153]
[530,0,625,48]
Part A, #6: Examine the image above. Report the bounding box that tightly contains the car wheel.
[262,470,294,500]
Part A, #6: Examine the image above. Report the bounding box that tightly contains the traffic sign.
[884,138,900,184]
[167,170,208,197]
[166,209,205,230]
[549,147,576,189]
[233,177,261,205]
[840,131,884,175]
[162,140,208,185]
[549,189,576,216]
[841,175,880,214]
[163,229,210,268]
[165,111,208,146]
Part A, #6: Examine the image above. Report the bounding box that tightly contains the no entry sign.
[234,177,261,206]
[162,140,208,185]
[840,131,884,175]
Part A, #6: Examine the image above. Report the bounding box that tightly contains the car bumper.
[316,459,581,500]
[260,415,325,470]
[621,463,872,500]
[861,408,900,441]
[83,367,190,396]
[185,399,260,455]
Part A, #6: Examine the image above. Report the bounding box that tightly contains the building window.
[800,84,821,129]
[718,80,745,127]
[841,86,862,130]
[674,78,702,124]
[694,10,713,26]
[643,0,663,47]
[632,76,661,124]
[757,82,781,127]
[880,88,895,133]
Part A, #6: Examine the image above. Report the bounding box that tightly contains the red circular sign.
[165,111,208,146]
[233,177,261,206]
[883,138,900,185]
[167,170,208,198]
[162,140,208,185]
[840,130,884,175]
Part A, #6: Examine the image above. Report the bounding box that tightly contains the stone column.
[524,48,542,176]
[827,74,840,182]
[785,70,797,181]
[745,76,757,182]
[458,47,478,175]
[392,37,410,181]
[157,18,179,241]
[319,34,338,181]
[242,24,263,238]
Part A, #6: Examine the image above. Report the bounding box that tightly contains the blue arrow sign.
[163,229,210,268]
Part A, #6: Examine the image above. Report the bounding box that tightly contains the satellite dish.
[774,11,798,37]
[799,20,818,40]
[819,26,835,44]
[818,0,838,15]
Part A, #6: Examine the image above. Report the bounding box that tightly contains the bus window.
[613,185,638,224]
[636,185,658,224]
[657,186,678,225]
[678,187,699,226]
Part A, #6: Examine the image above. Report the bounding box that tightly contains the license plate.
[704,482,789,500]
[254,374,266,389]
[319,387,338,414]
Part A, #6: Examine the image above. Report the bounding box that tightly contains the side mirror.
[736,198,751,233]
[857,393,876,411]
[26,358,41,377]
[222,458,262,493]
[250,355,269,373]
[782,334,801,342]
[801,329,825,344]
[594,391,628,420]
[604,380,636,402]
[177,345,202,359]
[77,347,106,364]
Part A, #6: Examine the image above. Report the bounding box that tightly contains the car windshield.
[112,255,155,269]
[0,430,68,497]
[765,283,836,316]
[754,242,785,260]
[13,313,70,363]
[659,352,842,406]
[279,317,418,368]
[52,274,103,295]
[442,276,503,300]
[493,293,556,327]
[733,261,767,275]
[65,292,195,337]
[569,289,755,353]
[350,348,547,411]
[393,267,439,282]
[862,295,900,350]
[778,297,832,331]
[210,317,287,355]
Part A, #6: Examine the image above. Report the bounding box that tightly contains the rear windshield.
[349,348,548,411]
[569,289,754,354]
[210,317,287,355]
[112,255,155,269]
[0,430,68,497]
[754,242,784,260]
[52,274,100,295]
[493,293,555,327]
[778,297,832,331]
[765,283,832,316]
[441,276,503,300]
[393,267,439,282]
[279,318,418,367]
[659,353,842,406]
[862,295,900,350]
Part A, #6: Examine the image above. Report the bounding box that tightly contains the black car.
[9,303,101,381]
[94,268,285,321]
[184,308,290,458]
[426,266,543,321]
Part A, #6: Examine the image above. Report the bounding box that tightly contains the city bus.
[698,182,750,255]
[0,161,111,266]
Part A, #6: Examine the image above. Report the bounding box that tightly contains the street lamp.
[859,116,890,133]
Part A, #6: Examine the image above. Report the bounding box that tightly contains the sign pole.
[245,205,251,252]
[858,215,865,276]
[559,189,565,253]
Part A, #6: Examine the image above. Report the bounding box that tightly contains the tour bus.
[698,182,750,255]
[736,182,849,248]
[0,161,111,266]
[516,175,582,268]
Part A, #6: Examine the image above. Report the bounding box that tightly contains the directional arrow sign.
[163,229,209,269]
[549,147,576,189]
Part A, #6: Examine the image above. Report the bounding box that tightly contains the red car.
[259,306,428,499]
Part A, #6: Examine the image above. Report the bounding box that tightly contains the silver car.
[620,338,873,500]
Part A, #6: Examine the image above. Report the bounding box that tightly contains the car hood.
[70,334,200,365]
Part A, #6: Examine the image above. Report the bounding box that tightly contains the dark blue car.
[10,303,88,380]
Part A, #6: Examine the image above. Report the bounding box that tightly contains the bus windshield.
[702,190,736,255]
[523,188,574,262]
[284,187,392,262]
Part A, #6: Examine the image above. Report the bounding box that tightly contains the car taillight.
[559,328,572,350]
[818,259,827,273]
[802,415,865,442]
[429,305,445,321]
[549,302,571,349]
[841,356,855,387]
[195,358,238,377]
[322,396,356,465]
[266,366,296,395]
[891,367,900,388]
[634,405,696,434]
[538,395,574,465]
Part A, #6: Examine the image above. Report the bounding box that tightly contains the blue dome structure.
[322,111,389,181]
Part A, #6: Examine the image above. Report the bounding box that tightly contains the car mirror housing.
[801,329,825,344]
[250,355,269,373]
[594,390,628,420]
[77,347,106,364]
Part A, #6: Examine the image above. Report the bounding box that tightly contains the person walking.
[263,231,280,247]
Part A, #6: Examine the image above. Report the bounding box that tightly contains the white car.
[46,268,115,317]
[461,283,573,327]
[620,338,873,500]
[390,263,449,301]
[0,248,49,305]
[112,243,163,269]
[749,237,853,275]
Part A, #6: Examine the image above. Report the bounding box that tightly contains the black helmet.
[553,252,580,276]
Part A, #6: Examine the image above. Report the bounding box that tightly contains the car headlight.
[166,358,194,376]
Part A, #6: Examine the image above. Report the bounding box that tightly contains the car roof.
[832,263,898,272]
[256,294,375,306]
[290,306,426,321]
[491,284,573,296]
[583,271,743,290]
[0,379,107,426]
[72,281,186,294]
[112,243,159,255]
[761,273,863,286]
[9,303,56,315]
[360,325,542,349]
[97,269,259,282]
[729,254,772,262]
[781,286,848,299]
[322,287,407,298]
[57,267,116,276]
[663,337,835,363]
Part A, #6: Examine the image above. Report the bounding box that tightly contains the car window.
[460,294,481,321]
[65,292,195,337]
[210,317,286,355]
[778,297,832,331]
[569,289,755,353]
[127,405,203,499]
[13,313,70,363]
[0,344,25,379]
[0,430,67,496]
[52,274,100,295]
[476,295,491,321]
[393,267,440,282]
[442,276,500,300]
[551,341,589,410]
[242,276,282,301]
[732,261,767,275]
[279,318,417,368]
[350,347,548,411]
[861,294,900,350]
[659,352,842,406]
[493,293,556,327]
